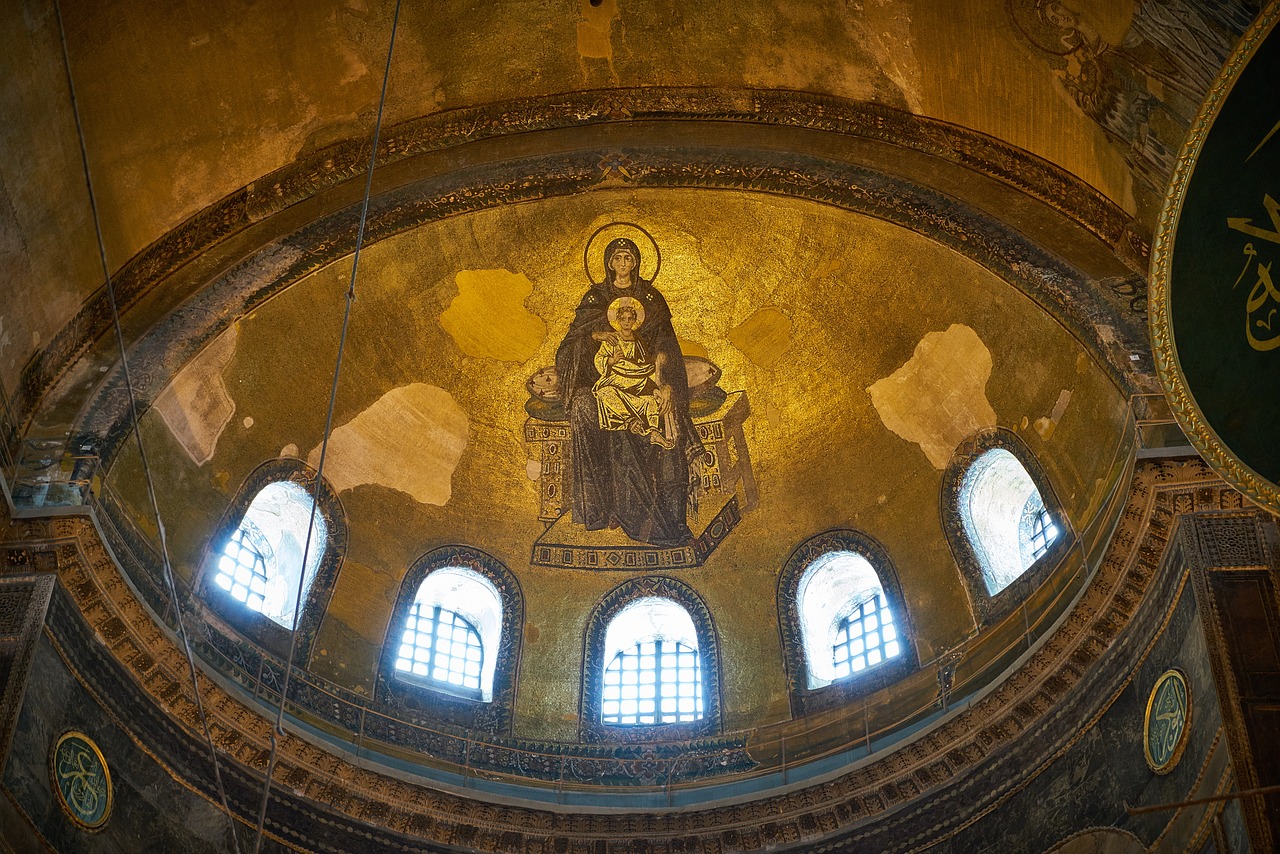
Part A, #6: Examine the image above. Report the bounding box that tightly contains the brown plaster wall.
[38,0,1199,275]
[0,0,100,395]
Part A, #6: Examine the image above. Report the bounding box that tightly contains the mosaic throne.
[524,390,756,569]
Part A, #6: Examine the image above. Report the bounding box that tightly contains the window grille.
[601,638,703,725]
[832,593,900,679]
[959,447,1058,594]
[214,519,271,614]
[210,479,327,629]
[1028,505,1059,560]
[395,603,484,695]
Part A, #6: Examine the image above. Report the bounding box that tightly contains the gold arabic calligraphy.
[1148,678,1187,763]
[56,743,107,821]
[1228,193,1280,351]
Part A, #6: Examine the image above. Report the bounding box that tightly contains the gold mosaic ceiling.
[5,0,1249,803]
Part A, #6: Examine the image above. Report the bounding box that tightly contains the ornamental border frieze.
[76,143,1147,472]
[0,460,1237,852]
[15,85,1147,440]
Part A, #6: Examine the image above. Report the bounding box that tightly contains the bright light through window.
[960,448,1059,594]
[214,481,326,629]
[1028,506,1059,561]
[600,597,704,726]
[602,638,703,725]
[797,551,900,689]
[832,593,900,678]
[215,520,271,613]
[394,566,502,702]
[395,604,484,696]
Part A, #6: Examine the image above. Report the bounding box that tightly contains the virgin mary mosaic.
[524,224,755,568]
[555,235,703,546]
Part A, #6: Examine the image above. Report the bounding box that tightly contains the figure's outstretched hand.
[592,331,621,347]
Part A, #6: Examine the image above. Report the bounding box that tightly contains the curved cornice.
[17,87,1149,445]
[0,460,1235,851]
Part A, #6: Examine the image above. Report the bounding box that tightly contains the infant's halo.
[607,296,646,332]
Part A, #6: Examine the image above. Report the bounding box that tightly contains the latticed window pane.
[832,593,900,679]
[1028,506,1059,560]
[602,639,702,725]
[394,604,483,694]
[214,520,271,615]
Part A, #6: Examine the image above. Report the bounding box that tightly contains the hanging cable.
[51,1,243,850]
[250,2,402,850]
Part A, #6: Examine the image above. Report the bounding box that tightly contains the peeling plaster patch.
[242,416,254,429]
[280,443,299,459]
[728,308,792,369]
[763,399,783,428]
[439,270,546,363]
[526,459,542,481]
[308,383,468,506]
[153,326,238,465]
[858,3,924,112]
[1035,389,1073,441]
[576,0,620,81]
[867,324,997,469]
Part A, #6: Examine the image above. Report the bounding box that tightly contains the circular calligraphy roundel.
[50,731,113,831]
[1143,670,1191,775]
[1150,11,1280,514]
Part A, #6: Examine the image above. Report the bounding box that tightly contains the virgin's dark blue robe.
[554,278,702,546]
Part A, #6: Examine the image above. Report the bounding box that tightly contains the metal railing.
[6,437,99,512]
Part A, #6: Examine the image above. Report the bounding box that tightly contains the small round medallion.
[1144,670,1191,774]
[50,731,113,830]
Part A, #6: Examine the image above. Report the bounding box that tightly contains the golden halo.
[584,222,661,285]
[607,296,645,331]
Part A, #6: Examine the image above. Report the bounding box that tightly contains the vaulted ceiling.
[0,0,1266,851]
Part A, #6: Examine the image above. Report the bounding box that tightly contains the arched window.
[581,576,721,741]
[778,530,916,716]
[798,551,901,689]
[214,480,326,629]
[199,459,347,665]
[393,567,502,702]
[960,448,1060,595]
[942,429,1070,627]
[601,598,703,726]
[377,547,522,734]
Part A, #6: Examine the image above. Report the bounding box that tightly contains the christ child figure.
[591,296,676,449]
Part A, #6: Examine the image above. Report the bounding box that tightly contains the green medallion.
[1150,7,1280,515]
[50,731,113,830]
[1143,670,1191,775]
